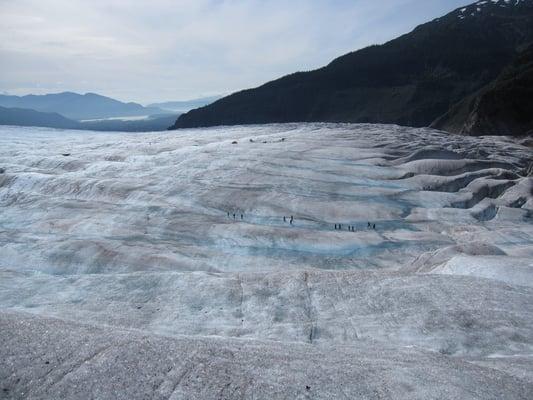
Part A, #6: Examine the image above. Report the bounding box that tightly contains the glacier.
[0,123,532,399]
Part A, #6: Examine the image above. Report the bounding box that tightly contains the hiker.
[334,224,337,230]
[367,222,371,228]
[241,214,243,220]
[233,213,236,220]
[373,224,376,230]
[290,216,294,225]
[284,216,287,223]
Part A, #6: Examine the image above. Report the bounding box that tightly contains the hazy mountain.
[0,92,164,121]
[172,0,533,135]
[432,43,533,136]
[81,114,181,132]
[0,105,179,132]
[0,106,80,129]
[148,96,222,113]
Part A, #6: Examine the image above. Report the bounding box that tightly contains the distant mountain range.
[0,105,180,132]
[148,96,222,113]
[0,92,164,121]
[0,106,80,129]
[172,0,533,136]
[0,92,194,132]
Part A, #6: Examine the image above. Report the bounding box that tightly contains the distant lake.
[79,115,151,122]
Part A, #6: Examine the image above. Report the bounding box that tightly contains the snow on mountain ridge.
[454,0,531,19]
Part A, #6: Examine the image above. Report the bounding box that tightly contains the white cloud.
[0,0,468,103]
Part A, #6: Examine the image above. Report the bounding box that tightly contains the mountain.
[148,96,222,113]
[0,106,80,129]
[0,92,164,121]
[172,0,533,134]
[80,114,181,132]
[431,43,533,136]
[0,105,179,132]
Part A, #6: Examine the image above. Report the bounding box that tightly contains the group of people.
[227,211,296,225]
[335,222,376,231]
[227,212,244,220]
[226,210,377,231]
[226,211,295,225]
[283,216,294,225]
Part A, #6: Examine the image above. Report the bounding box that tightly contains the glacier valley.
[1,123,532,399]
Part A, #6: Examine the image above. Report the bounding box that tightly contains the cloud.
[0,0,468,103]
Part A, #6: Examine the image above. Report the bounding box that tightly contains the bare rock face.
[431,44,533,136]
[0,123,532,398]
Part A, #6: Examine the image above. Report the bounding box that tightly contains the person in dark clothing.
[241,214,243,220]
[373,224,376,230]
[368,222,371,228]
[233,213,236,220]
[290,216,294,225]
[284,216,287,223]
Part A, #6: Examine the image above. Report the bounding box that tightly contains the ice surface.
[2,311,532,400]
[0,123,532,398]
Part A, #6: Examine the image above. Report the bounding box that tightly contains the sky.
[0,0,469,104]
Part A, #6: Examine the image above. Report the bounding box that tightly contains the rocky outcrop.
[432,45,533,136]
